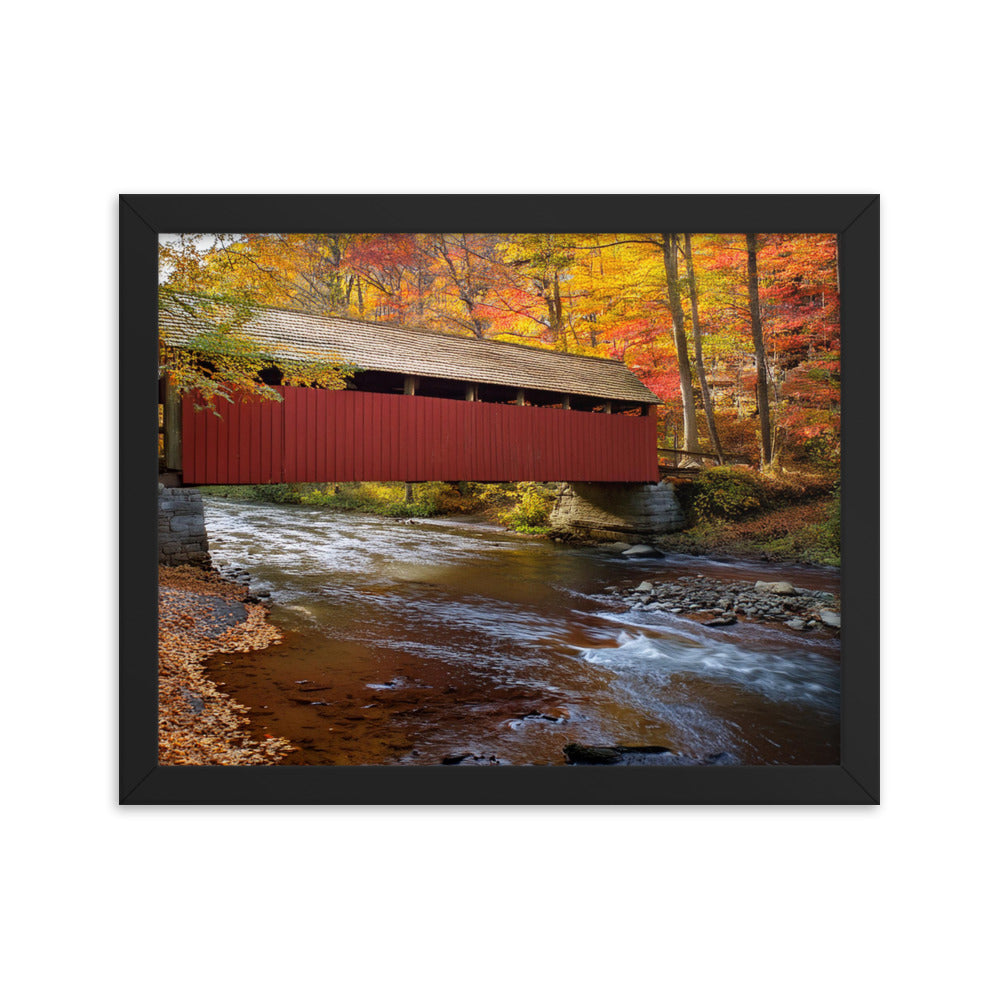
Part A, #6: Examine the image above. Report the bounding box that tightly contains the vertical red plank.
[437,397,447,482]
[567,410,577,481]
[405,396,416,483]
[540,408,550,483]
[503,405,512,481]
[350,390,360,482]
[361,390,369,482]
[474,402,483,482]
[249,398,261,484]
[207,404,216,484]
[376,391,385,481]
[301,389,311,481]
[398,396,409,482]
[409,396,418,483]
[369,392,379,482]
[274,390,285,483]
[283,388,295,481]
[336,390,347,483]
[322,391,333,482]
[333,391,344,484]
[310,389,321,481]
[382,394,391,481]
[358,392,369,482]
[259,398,271,482]
[232,398,242,482]
[373,392,382,480]
[511,405,520,481]
[423,397,433,482]
[238,398,250,482]
[302,388,316,482]
[550,409,560,482]
[442,398,454,481]
[180,395,192,483]
[491,403,500,483]
[221,398,231,484]
[217,400,229,484]
[507,405,517,481]
[474,402,485,481]
[589,413,599,481]
[310,390,320,481]
[324,391,334,483]
[443,400,452,481]
[347,390,357,482]
[285,389,296,481]
[381,393,391,481]
[525,408,535,481]
[233,397,243,482]
[573,412,582,481]
[469,401,474,483]
[299,387,308,482]
[233,397,243,483]
[438,399,449,481]
[297,388,308,482]
[281,389,292,481]
[217,401,227,484]
[426,397,437,482]
[219,398,230,484]
[485,403,494,482]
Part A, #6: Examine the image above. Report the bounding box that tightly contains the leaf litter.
[158,565,294,765]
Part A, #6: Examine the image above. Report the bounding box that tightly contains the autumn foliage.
[160,231,840,467]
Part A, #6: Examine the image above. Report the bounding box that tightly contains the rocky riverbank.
[158,565,294,765]
[607,572,840,631]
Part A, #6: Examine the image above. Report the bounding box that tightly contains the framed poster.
[120,194,878,804]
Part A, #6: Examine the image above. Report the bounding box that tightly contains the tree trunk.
[745,233,773,467]
[684,234,725,464]
[662,233,699,463]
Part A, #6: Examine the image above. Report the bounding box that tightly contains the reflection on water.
[202,497,840,765]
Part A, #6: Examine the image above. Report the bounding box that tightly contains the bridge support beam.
[550,481,685,541]
[158,484,210,567]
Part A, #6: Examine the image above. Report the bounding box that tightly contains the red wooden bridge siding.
[181,387,658,484]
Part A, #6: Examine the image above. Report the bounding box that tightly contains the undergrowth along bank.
[200,480,556,533]
[664,467,840,565]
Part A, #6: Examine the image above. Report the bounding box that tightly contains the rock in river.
[564,743,675,765]
[754,580,798,595]
[622,544,661,558]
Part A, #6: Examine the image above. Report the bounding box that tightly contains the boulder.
[635,580,655,592]
[564,744,623,765]
[622,544,661,557]
[819,610,841,629]
[754,580,798,596]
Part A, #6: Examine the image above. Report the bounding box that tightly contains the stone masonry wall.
[550,481,685,539]
[158,485,210,567]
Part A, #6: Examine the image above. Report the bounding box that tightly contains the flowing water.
[201,497,840,765]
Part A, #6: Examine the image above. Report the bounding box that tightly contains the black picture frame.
[120,194,879,805]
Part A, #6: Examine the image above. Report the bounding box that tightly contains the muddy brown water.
[202,497,840,765]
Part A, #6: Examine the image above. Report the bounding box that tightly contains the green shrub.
[499,483,553,532]
[685,467,766,523]
[252,483,301,504]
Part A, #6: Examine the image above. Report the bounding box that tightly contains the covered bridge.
[160,301,662,485]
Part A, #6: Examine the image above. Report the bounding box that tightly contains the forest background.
[160,231,841,473]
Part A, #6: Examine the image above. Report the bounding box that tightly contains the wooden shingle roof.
[160,296,662,405]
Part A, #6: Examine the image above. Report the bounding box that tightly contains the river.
[201,496,840,766]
